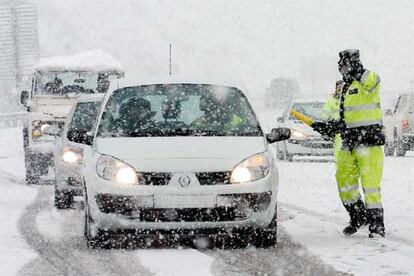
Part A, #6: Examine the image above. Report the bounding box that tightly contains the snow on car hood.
[32,95,77,118]
[95,136,267,172]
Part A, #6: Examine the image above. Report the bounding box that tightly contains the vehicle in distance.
[275,99,333,161]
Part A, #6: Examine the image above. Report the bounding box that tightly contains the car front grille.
[95,192,272,222]
[130,207,248,222]
[141,172,171,186]
[196,171,232,185]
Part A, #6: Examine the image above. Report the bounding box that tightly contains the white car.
[275,99,333,161]
[51,95,104,209]
[383,93,414,156]
[75,81,290,248]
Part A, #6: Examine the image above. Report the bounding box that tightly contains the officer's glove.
[311,120,342,140]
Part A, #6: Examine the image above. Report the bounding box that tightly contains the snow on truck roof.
[34,49,124,77]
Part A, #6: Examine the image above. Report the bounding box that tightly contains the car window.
[97,84,262,137]
[289,102,326,122]
[68,101,102,132]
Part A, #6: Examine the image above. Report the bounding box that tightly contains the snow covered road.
[1,127,413,275]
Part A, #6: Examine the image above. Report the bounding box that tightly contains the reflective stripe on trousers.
[335,146,383,207]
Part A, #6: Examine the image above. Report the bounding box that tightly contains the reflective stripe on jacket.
[343,70,383,128]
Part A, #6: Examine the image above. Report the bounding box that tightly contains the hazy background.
[33,0,414,99]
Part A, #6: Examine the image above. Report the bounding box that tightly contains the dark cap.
[339,49,360,63]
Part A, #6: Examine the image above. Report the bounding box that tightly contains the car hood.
[95,136,268,172]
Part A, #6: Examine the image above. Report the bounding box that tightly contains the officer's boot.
[367,208,385,238]
[343,200,367,236]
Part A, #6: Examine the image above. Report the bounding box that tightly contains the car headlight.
[231,152,270,183]
[291,129,307,139]
[96,155,139,185]
[62,146,83,163]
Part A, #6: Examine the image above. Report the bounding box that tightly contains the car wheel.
[24,152,41,185]
[252,208,277,248]
[253,228,277,248]
[54,189,74,209]
[23,128,41,185]
[84,194,110,249]
[276,142,293,162]
[384,142,395,156]
[395,137,407,157]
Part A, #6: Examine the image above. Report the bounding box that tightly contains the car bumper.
[86,172,278,231]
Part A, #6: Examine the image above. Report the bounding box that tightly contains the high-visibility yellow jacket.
[343,70,382,128]
[341,70,385,148]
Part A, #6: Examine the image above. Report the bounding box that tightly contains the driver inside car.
[44,77,63,94]
[116,97,157,134]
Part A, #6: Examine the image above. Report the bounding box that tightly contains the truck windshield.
[35,72,111,95]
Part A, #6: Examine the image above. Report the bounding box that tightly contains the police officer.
[314,49,385,238]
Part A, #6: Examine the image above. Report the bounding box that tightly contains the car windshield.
[289,102,326,122]
[97,84,262,137]
[68,101,102,132]
[35,72,111,95]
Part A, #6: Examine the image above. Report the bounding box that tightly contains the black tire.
[276,143,293,162]
[253,228,277,248]
[384,142,395,156]
[23,128,40,185]
[252,208,277,248]
[84,193,110,249]
[54,189,74,209]
[395,138,407,157]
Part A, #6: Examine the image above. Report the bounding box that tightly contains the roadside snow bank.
[0,127,38,275]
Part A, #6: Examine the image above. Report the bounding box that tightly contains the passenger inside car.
[191,93,243,131]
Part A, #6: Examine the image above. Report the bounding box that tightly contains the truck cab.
[20,50,124,184]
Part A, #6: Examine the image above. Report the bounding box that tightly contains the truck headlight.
[32,120,59,138]
[96,155,140,186]
[62,146,83,163]
[231,152,270,183]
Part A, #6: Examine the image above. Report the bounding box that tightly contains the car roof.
[123,76,248,92]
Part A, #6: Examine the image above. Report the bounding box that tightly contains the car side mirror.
[20,90,29,105]
[67,130,93,145]
[266,127,291,144]
[42,125,62,137]
[277,117,284,123]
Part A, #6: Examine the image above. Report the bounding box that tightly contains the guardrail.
[0,112,27,128]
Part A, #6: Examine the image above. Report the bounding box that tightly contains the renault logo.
[178,175,191,187]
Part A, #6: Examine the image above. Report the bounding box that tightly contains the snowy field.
[0,123,413,276]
